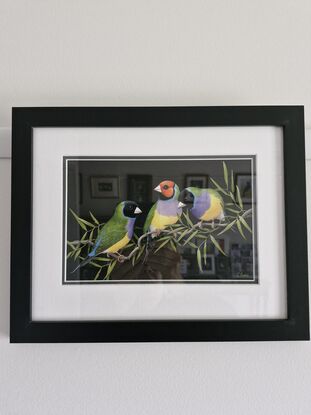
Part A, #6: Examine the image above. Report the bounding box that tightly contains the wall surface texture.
[1,1,311,414]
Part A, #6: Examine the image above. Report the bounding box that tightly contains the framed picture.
[10,106,309,342]
[216,256,231,278]
[235,173,252,203]
[90,176,119,198]
[185,174,209,188]
[200,254,215,276]
[127,175,152,204]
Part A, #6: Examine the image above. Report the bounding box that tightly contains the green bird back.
[186,186,224,209]
[143,203,157,233]
[207,188,225,209]
[93,204,129,254]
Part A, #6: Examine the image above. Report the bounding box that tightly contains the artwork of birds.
[185,187,225,223]
[72,201,142,272]
[143,180,186,236]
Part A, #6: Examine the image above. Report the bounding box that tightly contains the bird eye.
[163,185,169,190]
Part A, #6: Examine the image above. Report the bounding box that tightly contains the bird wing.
[93,219,127,254]
[143,203,157,233]
[208,188,224,209]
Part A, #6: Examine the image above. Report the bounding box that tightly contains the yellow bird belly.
[150,210,178,231]
[200,195,223,221]
[105,234,130,254]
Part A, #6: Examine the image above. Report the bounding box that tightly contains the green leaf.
[218,220,236,236]
[94,267,102,280]
[93,256,111,262]
[226,207,240,214]
[237,220,246,239]
[229,192,236,202]
[136,245,145,261]
[70,209,88,231]
[183,230,199,246]
[236,185,243,209]
[131,253,137,267]
[183,211,193,227]
[203,241,207,266]
[177,228,191,242]
[210,235,227,256]
[89,261,103,269]
[239,216,252,234]
[169,240,177,252]
[89,211,99,225]
[223,161,228,188]
[154,238,170,253]
[67,241,76,250]
[188,241,198,249]
[156,236,171,243]
[74,248,82,260]
[197,248,203,272]
[81,232,88,241]
[209,178,227,196]
[105,260,117,280]
[231,170,235,193]
[78,217,95,228]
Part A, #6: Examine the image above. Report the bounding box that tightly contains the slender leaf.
[226,207,240,214]
[93,256,111,262]
[156,236,171,243]
[203,241,207,266]
[67,241,76,250]
[131,252,137,267]
[89,261,103,269]
[231,170,235,192]
[218,220,236,236]
[223,161,228,188]
[81,232,88,241]
[104,260,117,280]
[154,238,170,253]
[136,245,145,261]
[210,178,227,196]
[197,248,203,272]
[94,267,102,280]
[236,185,243,209]
[237,220,246,239]
[169,240,177,252]
[210,235,227,256]
[183,211,193,227]
[89,211,99,225]
[70,209,88,231]
[74,248,82,260]
[183,230,199,246]
[78,217,95,228]
[239,216,252,233]
[177,228,191,242]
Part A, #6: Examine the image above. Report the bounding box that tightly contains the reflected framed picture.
[10,106,309,343]
[127,175,152,204]
[185,174,209,188]
[90,176,119,198]
[235,173,252,204]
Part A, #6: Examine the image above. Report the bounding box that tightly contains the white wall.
[1,1,311,413]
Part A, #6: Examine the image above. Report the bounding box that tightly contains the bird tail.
[71,255,94,273]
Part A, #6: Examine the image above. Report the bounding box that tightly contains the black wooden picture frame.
[10,106,309,343]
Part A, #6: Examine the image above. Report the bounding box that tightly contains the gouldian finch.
[72,201,142,271]
[185,187,225,223]
[143,180,185,235]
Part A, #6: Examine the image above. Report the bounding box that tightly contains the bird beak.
[178,202,186,208]
[134,207,142,214]
[154,185,161,193]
